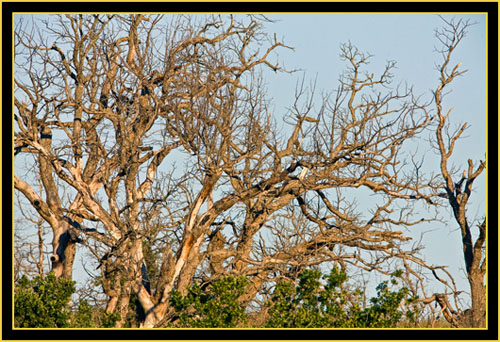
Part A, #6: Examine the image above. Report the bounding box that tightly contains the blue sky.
[258,13,487,299]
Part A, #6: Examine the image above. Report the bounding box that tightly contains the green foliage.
[70,300,95,328]
[169,276,250,328]
[357,280,410,327]
[266,267,418,328]
[14,273,121,328]
[69,300,120,328]
[14,270,417,328]
[14,273,75,328]
[100,311,122,328]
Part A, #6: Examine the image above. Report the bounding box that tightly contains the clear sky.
[258,13,487,300]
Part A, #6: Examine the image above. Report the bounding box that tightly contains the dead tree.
[429,17,486,328]
[14,14,290,327]
[14,14,482,328]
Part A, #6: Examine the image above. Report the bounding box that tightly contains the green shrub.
[14,273,75,328]
[100,311,122,328]
[15,269,416,328]
[266,267,418,328]
[14,273,121,328]
[169,276,249,328]
[71,300,95,328]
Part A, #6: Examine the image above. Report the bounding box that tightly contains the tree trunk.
[469,272,486,327]
[50,220,80,279]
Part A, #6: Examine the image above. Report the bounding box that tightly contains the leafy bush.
[69,300,120,328]
[70,300,94,327]
[15,270,416,328]
[169,276,249,328]
[14,273,75,328]
[266,267,418,328]
[14,273,120,328]
[358,273,416,327]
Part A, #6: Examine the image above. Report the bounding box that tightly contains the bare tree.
[14,14,483,328]
[14,14,292,327]
[14,172,52,281]
[425,17,486,328]
[14,217,48,281]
